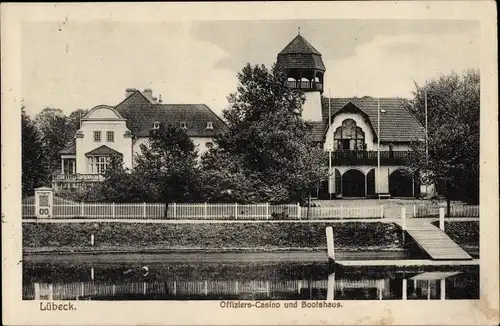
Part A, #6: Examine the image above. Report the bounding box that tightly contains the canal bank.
[22,220,478,258]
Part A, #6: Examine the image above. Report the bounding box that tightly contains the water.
[23,259,479,301]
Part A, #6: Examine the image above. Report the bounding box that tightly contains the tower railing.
[287,80,323,92]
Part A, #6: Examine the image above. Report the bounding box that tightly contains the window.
[180,122,187,129]
[206,121,214,129]
[93,131,101,142]
[153,121,160,129]
[107,131,114,142]
[333,119,366,150]
[88,156,110,174]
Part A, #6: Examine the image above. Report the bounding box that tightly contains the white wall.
[192,137,214,156]
[323,112,411,151]
[302,91,323,121]
[76,108,132,173]
[324,112,376,151]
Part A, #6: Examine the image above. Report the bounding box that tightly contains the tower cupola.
[277,30,326,121]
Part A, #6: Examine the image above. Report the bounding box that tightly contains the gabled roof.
[59,142,76,155]
[321,97,425,142]
[277,34,326,71]
[115,91,228,137]
[85,145,123,157]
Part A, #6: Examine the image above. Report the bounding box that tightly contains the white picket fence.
[21,202,479,220]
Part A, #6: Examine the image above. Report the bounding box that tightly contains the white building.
[55,32,433,198]
[54,89,227,190]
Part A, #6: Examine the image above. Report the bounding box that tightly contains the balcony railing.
[328,150,409,166]
[53,174,105,182]
[287,80,323,92]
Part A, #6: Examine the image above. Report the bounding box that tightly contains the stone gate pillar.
[35,187,54,219]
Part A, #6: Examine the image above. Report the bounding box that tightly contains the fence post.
[90,234,94,246]
[204,202,208,219]
[143,203,146,219]
[112,203,115,219]
[265,203,269,220]
[380,205,384,219]
[173,203,177,219]
[297,203,301,220]
[413,204,416,218]
[235,203,238,220]
[401,207,406,230]
[439,207,445,231]
[81,202,84,218]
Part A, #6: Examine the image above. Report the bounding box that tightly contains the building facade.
[55,32,432,198]
[276,33,432,198]
[54,89,227,190]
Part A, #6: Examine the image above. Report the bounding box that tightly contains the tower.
[277,30,326,121]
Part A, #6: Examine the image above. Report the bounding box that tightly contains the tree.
[76,153,149,203]
[22,107,47,196]
[134,122,201,210]
[406,70,480,213]
[35,108,75,176]
[201,63,328,204]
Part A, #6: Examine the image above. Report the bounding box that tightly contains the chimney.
[125,88,136,99]
[158,94,163,103]
[152,96,158,104]
[143,88,153,102]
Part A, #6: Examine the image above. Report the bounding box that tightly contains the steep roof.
[114,91,228,137]
[277,34,326,71]
[321,97,425,142]
[309,121,327,142]
[279,34,322,55]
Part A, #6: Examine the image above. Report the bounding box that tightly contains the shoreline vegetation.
[23,220,479,257]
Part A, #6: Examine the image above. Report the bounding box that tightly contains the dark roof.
[115,91,228,137]
[309,121,327,142]
[279,34,321,55]
[59,142,76,155]
[277,35,325,71]
[85,145,123,157]
[321,97,425,142]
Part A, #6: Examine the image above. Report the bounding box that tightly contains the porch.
[52,173,105,191]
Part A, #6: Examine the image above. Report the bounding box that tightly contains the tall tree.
[35,108,74,176]
[135,122,201,208]
[22,107,47,196]
[406,70,480,212]
[202,63,328,204]
[35,108,88,177]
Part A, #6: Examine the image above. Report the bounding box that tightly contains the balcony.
[53,173,105,183]
[328,150,409,166]
[287,80,323,92]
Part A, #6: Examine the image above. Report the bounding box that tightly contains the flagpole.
[328,89,332,199]
[424,91,428,196]
[377,98,381,196]
[424,91,428,160]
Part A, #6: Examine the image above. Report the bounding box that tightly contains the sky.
[21,19,480,117]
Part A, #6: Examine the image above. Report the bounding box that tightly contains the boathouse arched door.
[389,169,413,197]
[366,169,376,197]
[342,169,365,197]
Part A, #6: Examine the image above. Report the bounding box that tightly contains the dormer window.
[206,121,214,129]
[180,122,187,129]
[153,121,160,129]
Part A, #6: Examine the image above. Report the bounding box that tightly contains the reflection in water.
[23,262,479,301]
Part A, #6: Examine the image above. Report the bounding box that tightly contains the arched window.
[333,119,366,150]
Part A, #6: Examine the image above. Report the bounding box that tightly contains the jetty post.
[439,207,445,231]
[326,226,335,264]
